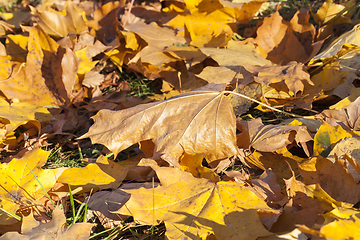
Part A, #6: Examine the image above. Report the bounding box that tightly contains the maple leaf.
[313,121,352,157]
[0,25,69,107]
[80,91,239,163]
[299,156,360,204]
[116,164,279,240]
[236,118,313,154]
[0,206,94,240]
[320,216,360,240]
[312,0,354,25]
[318,96,360,131]
[30,2,88,38]
[57,155,140,191]
[243,61,313,96]
[0,149,65,225]
[254,8,323,64]
[87,1,125,43]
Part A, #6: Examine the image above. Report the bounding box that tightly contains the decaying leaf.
[116,164,280,240]
[80,91,239,163]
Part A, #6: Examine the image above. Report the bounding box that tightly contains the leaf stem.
[222,90,315,119]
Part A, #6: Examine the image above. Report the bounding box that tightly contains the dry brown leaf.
[30,2,88,38]
[254,8,323,64]
[270,175,324,233]
[236,118,313,154]
[318,96,360,131]
[299,156,360,204]
[87,1,125,43]
[247,169,284,204]
[80,91,238,163]
[243,61,313,96]
[126,21,186,66]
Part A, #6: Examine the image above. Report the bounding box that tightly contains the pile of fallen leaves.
[1,0,360,239]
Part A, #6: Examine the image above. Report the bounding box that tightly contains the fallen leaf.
[0,148,65,225]
[201,43,272,69]
[243,61,313,96]
[254,8,322,64]
[299,156,360,204]
[179,153,220,182]
[0,25,69,107]
[86,182,156,223]
[312,0,354,25]
[30,1,88,38]
[117,164,279,240]
[125,21,186,66]
[0,206,94,240]
[311,24,360,63]
[245,169,284,204]
[87,1,125,43]
[318,96,360,131]
[80,91,238,163]
[320,216,360,240]
[313,121,352,157]
[244,151,300,187]
[57,155,139,190]
[237,118,313,154]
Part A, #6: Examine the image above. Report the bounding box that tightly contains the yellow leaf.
[117,165,278,239]
[0,25,68,107]
[320,216,360,240]
[0,149,64,225]
[75,47,98,75]
[313,121,352,157]
[57,155,139,190]
[0,206,94,239]
[0,55,13,80]
[312,0,354,25]
[5,34,28,63]
[0,98,52,127]
[180,153,220,182]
